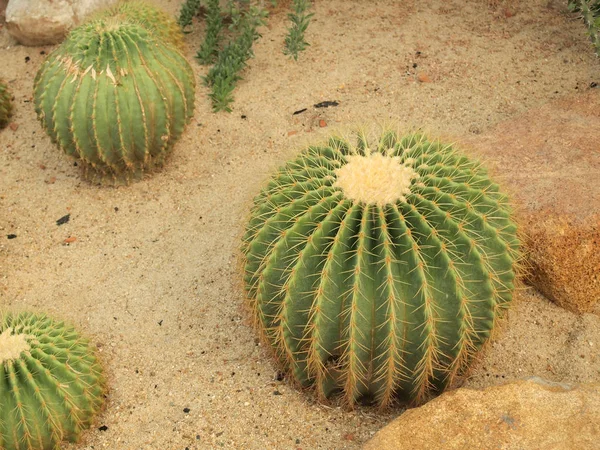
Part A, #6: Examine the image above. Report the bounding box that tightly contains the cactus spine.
[242,130,521,407]
[0,79,12,129]
[0,311,105,449]
[94,1,185,50]
[33,17,195,184]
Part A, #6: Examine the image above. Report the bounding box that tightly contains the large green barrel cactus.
[0,311,105,449]
[33,17,195,184]
[242,130,521,407]
[0,79,12,129]
[94,1,185,50]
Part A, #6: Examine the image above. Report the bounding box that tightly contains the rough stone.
[1,0,8,22]
[364,378,600,450]
[5,0,117,46]
[460,90,600,313]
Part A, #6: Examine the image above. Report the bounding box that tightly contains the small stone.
[287,130,298,137]
[319,119,327,128]
[63,236,76,244]
[56,214,70,226]
[8,122,18,131]
[45,176,56,184]
[417,72,431,83]
[5,0,118,45]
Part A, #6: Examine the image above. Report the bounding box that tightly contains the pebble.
[417,73,431,83]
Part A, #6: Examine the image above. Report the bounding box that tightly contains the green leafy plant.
[178,0,202,28]
[0,79,12,129]
[196,0,224,65]
[0,311,105,449]
[242,129,521,407]
[568,0,600,57]
[284,0,313,60]
[33,17,195,184]
[203,4,269,112]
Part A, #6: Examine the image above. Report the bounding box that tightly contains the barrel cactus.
[33,17,195,184]
[0,311,105,449]
[94,1,185,50]
[242,130,521,407]
[0,79,12,129]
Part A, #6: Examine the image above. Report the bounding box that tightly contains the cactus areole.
[0,312,105,449]
[33,18,195,183]
[242,130,521,407]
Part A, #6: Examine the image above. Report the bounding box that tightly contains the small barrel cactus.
[33,17,195,184]
[94,1,185,50]
[0,79,12,129]
[0,311,105,449]
[243,130,521,407]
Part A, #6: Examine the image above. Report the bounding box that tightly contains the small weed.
[284,0,314,60]
[196,0,224,65]
[203,4,269,112]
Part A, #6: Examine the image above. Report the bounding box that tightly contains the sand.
[1,0,599,448]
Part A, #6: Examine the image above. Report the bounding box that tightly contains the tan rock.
[5,0,117,46]
[364,378,600,450]
[0,0,8,22]
[461,91,600,313]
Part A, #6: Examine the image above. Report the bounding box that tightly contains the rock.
[1,0,8,22]
[364,378,600,450]
[417,72,431,83]
[5,0,117,46]
[461,90,600,313]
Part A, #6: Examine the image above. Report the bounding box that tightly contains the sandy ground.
[1,0,599,448]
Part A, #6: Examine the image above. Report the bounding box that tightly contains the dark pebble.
[314,100,339,108]
[56,214,70,226]
[183,407,190,413]
[98,425,108,431]
[273,390,282,395]
[7,234,17,239]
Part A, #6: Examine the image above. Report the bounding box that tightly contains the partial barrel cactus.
[0,311,105,449]
[94,1,185,50]
[33,17,195,184]
[243,130,521,407]
[0,79,12,129]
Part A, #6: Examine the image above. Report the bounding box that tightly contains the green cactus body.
[0,312,105,449]
[0,80,12,129]
[242,130,521,407]
[33,18,195,184]
[94,1,185,50]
